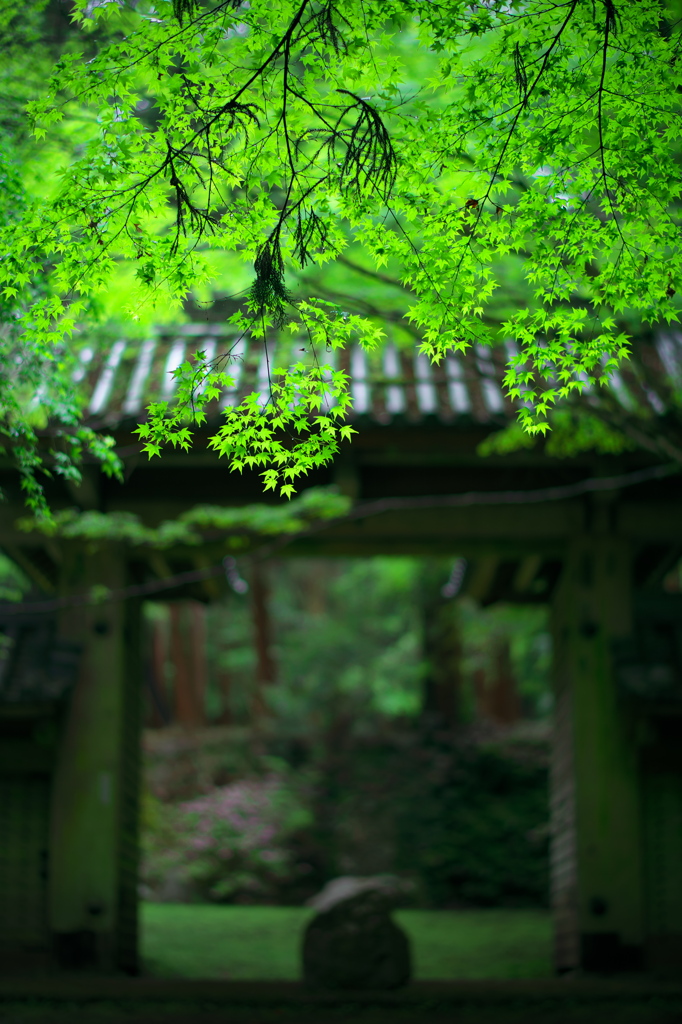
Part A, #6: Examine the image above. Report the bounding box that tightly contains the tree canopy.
[2,0,682,505]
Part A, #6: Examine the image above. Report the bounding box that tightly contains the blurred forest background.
[140,557,552,913]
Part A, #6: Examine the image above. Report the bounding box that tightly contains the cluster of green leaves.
[479,407,635,460]
[0,551,30,602]
[135,302,372,495]
[3,0,682,501]
[0,1,126,514]
[19,484,349,547]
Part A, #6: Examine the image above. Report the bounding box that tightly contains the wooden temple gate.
[0,324,681,974]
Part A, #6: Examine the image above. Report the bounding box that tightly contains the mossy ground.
[140,904,553,981]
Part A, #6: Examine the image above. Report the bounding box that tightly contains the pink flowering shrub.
[142,773,313,902]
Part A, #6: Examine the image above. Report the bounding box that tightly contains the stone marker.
[302,875,412,990]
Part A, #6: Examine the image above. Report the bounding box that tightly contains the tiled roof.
[73,325,682,429]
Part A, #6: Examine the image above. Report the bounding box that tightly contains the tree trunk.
[169,601,206,728]
[420,564,461,727]
[476,638,521,726]
[145,610,171,727]
[251,562,276,719]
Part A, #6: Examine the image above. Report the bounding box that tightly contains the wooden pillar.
[49,544,140,973]
[641,732,682,974]
[551,533,644,973]
[629,592,682,974]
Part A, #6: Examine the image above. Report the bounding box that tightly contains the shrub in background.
[142,772,318,903]
[142,725,549,908]
[304,725,549,908]
[392,735,549,907]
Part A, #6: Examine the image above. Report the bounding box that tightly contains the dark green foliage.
[308,726,549,909]
[393,738,549,907]
[252,234,291,327]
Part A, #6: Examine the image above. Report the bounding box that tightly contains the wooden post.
[628,592,682,974]
[48,544,140,973]
[551,533,644,973]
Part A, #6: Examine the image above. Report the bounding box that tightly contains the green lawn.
[141,903,552,981]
